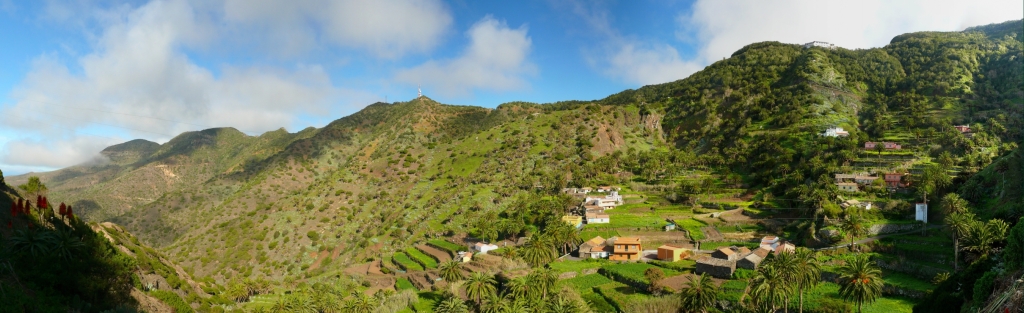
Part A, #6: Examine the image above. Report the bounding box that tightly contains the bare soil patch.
[661,274,692,291]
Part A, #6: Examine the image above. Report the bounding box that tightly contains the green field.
[426,239,467,256]
[586,213,665,229]
[549,260,606,274]
[675,218,708,241]
[580,230,620,240]
[560,273,614,292]
[396,278,416,291]
[392,252,424,271]
[882,271,934,292]
[700,241,759,250]
[791,282,918,313]
[601,263,681,285]
[406,247,439,269]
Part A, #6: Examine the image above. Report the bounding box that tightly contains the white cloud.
[395,16,535,98]
[0,136,118,169]
[681,0,1024,66]
[567,1,701,86]
[583,0,1022,87]
[1,0,371,169]
[605,43,703,86]
[219,0,452,58]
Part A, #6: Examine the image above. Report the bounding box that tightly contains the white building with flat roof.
[804,41,836,50]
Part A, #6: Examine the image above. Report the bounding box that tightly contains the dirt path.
[416,244,452,263]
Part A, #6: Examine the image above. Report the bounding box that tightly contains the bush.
[307,231,320,241]
[733,268,755,279]
[149,290,194,313]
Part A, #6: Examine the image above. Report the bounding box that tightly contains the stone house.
[711,247,737,261]
[696,257,736,278]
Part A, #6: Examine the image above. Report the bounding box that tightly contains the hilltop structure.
[804,41,837,50]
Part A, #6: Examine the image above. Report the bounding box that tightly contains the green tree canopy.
[18,176,47,197]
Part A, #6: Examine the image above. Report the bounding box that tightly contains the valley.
[1,19,1023,313]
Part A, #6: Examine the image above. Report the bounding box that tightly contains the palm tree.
[750,264,792,313]
[503,276,530,299]
[840,213,867,252]
[529,267,558,300]
[465,272,497,306]
[521,234,556,267]
[435,296,469,313]
[962,218,1010,257]
[837,254,884,313]
[679,273,718,313]
[793,248,821,313]
[771,250,799,313]
[439,260,466,282]
[944,211,974,271]
[940,193,969,215]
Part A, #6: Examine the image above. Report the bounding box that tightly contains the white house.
[474,243,499,254]
[586,213,610,224]
[822,127,849,137]
[803,41,837,50]
[759,236,780,250]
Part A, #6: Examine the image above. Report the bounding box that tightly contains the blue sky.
[0,0,1021,175]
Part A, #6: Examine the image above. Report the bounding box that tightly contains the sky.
[0,0,1021,176]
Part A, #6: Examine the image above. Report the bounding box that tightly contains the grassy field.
[700,241,759,250]
[392,252,424,271]
[594,281,653,311]
[675,218,707,241]
[396,278,416,291]
[559,273,614,292]
[586,213,666,229]
[601,263,682,285]
[580,230,620,240]
[426,239,466,256]
[793,282,918,312]
[549,260,607,274]
[882,271,934,292]
[406,247,439,269]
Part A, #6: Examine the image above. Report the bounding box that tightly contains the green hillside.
[2,20,1021,312]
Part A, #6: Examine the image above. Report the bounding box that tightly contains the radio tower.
[418,85,422,98]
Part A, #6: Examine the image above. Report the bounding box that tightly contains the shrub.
[149,290,193,313]
[733,268,755,279]
[307,231,319,241]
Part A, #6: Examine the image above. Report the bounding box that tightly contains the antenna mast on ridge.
[418,85,422,98]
